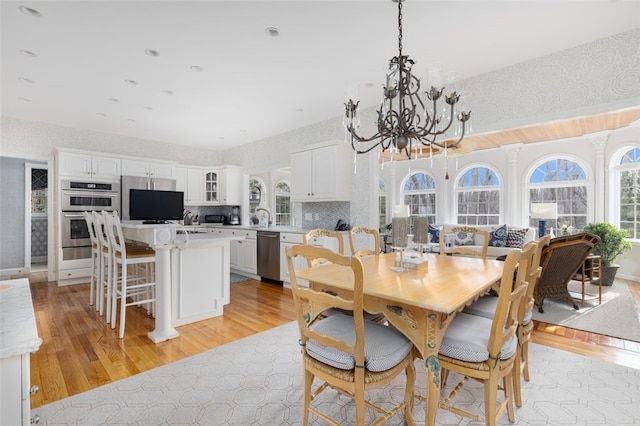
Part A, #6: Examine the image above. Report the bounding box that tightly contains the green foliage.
[582,222,632,266]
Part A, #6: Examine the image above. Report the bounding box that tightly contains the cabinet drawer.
[280,232,304,244]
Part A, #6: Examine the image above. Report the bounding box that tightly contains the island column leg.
[148,245,179,343]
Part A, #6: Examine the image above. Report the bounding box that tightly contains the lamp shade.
[412,217,429,244]
[531,203,558,220]
[392,217,409,248]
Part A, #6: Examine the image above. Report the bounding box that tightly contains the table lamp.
[391,205,409,271]
[531,203,558,238]
[412,217,430,256]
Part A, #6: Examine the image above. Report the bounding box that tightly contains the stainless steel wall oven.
[60,180,120,261]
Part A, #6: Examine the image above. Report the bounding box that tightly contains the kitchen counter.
[187,224,309,234]
[0,278,42,358]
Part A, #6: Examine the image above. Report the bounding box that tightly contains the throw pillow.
[506,228,528,248]
[428,224,441,243]
[453,231,475,246]
[489,224,508,247]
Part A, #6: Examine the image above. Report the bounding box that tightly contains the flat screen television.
[129,189,184,224]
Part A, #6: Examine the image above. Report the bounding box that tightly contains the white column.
[148,245,180,343]
[589,132,610,223]
[503,144,523,225]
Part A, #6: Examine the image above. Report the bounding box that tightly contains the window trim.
[610,144,640,242]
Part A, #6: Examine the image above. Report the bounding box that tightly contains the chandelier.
[343,0,472,162]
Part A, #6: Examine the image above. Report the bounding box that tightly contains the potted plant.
[582,222,632,286]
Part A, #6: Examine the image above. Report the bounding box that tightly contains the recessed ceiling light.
[265,27,280,37]
[18,97,31,102]
[296,108,304,112]
[108,98,120,103]
[19,50,37,58]
[18,77,34,84]
[163,90,174,95]
[364,82,375,88]
[144,49,159,57]
[124,79,138,85]
[96,112,106,117]
[143,106,153,111]
[218,137,225,140]
[127,118,136,123]
[190,65,203,72]
[19,6,41,17]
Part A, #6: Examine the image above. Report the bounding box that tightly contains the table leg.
[148,246,179,343]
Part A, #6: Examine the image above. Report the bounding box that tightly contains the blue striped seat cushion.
[439,312,517,362]
[464,294,532,324]
[306,313,412,372]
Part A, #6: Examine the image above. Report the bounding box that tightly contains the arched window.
[616,147,640,240]
[528,158,588,230]
[401,171,436,232]
[455,166,500,225]
[379,178,387,229]
[274,180,291,226]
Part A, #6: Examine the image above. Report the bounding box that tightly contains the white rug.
[532,280,640,342]
[229,273,252,284]
[34,321,640,425]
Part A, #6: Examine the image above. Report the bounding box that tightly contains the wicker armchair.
[533,232,600,313]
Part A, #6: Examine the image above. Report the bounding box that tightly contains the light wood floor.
[25,271,640,409]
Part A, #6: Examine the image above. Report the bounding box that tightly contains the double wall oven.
[60,180,120,261]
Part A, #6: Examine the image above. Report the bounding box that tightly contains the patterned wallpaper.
[31,216,48,259]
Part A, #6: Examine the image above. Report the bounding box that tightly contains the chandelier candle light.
[343,0,472,163]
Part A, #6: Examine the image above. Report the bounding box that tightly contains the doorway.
[26,163,48,272]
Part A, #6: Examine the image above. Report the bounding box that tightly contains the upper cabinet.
[291,142,351,202]
[176,166,204,206]
[203,166,243,205]
[121,159,175,179]
[57,151,121,180]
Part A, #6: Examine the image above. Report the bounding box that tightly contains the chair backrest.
[102,211,127,260]
[488,242,536,361]
[286,244,365,365]
[348,226,380,257]
[83,211,99,248]
[439,226,490,259]
[537,232,600,292]
[92,211,110,254]
[303,229,345,267]
[518,235,551,322]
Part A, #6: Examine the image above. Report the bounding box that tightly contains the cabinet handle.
[31,414,40,424]
[30,384,39,394]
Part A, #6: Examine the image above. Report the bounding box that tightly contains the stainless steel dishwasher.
[257,230,281,282]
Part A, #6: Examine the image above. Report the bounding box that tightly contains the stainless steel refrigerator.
[121,175,176,220]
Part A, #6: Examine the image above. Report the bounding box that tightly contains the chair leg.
[354,378,365,426]
[484,375,498,426]
[111,262,119,330]
[513,346,523,408]
[119,265,127,338]
[302,369,313,426]
[403,355,416,424]
[522,340,531,382]
[504,372,516,423]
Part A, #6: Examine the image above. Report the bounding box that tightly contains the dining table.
[294,251,505,426]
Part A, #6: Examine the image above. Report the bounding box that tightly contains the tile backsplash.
[301,201,350,230]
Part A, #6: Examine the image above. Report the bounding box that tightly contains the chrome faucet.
[255,207,272,226]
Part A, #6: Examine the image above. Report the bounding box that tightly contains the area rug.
[229,272,252,284]
[34,321,640,425]
[532,279,640,342]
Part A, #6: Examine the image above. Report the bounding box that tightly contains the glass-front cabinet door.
[204,170,219,203]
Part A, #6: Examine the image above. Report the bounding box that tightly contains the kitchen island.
[121,222,244,342]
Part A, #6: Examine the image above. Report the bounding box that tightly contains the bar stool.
[93,211,114,321]
[103,212,157,338]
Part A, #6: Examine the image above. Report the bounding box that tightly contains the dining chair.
[439,226,490,259]
[303,228,345,266]
[348,226,380,257]
[462,235,550,408]
[103,211,157,338]
[83,211,100,309]
[426,243,535,425]
[286,244,416,425]
[93,211,113,321]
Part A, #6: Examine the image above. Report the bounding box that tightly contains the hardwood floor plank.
[26,272,638,409]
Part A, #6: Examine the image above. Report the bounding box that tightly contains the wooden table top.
[295,252,505,314]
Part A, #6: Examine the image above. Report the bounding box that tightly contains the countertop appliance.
[257,230,280,282]
[121,175,176,221]
[204,214,226,225]
[229,206,240,225]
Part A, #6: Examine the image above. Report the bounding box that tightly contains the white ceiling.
[2,1,639,152]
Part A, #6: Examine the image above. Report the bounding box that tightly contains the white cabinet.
[203,166,243,205]
[57,151,120,180]
[122,159,175,179]
[220,228,257,274]
[291,143,352,202]
[176,166,204,205]
[219,166,243,206]
[279,232,306,285]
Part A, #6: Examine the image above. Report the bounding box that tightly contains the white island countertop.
[0,278,42,358]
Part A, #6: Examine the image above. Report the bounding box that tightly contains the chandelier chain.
[397,0,403,56]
